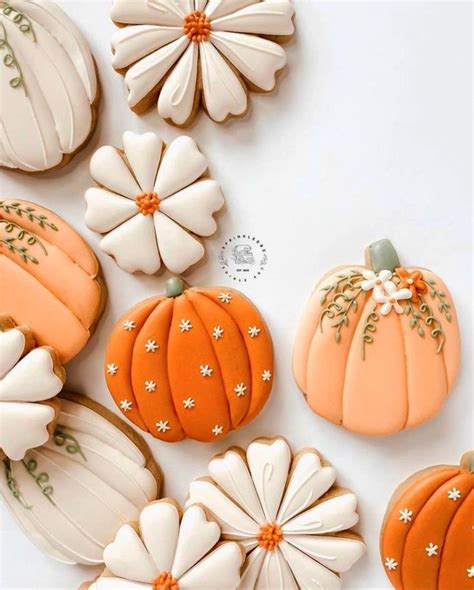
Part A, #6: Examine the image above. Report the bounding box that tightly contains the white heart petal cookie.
[85,132,224,275]
[0,314,65,461]
[81,499,245,590]
[186,437,366,590]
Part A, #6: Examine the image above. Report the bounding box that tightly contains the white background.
[0,1,472,589]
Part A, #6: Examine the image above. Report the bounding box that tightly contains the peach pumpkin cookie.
[0,199,106,363]
[293,239,460,436]
[381,451,474,590]
[105,278,274,442]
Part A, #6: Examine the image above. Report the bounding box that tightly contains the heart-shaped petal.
[104,524,156,583]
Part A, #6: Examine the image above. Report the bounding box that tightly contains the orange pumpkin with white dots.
[381,451,474,590]
[293,239,460,436]
[105,278,274,442]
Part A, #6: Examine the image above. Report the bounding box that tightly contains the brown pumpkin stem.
[460,450,474,473]
[165,277,187,298]
[365,239,400,273]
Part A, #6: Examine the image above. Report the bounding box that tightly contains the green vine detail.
[0,2,36,41]
[0,219,49,264]
[361,308,380,360]
[3,459,31,509]
[22,457,55,505]
[423,278,452,321]
[0,21,23,88]
[53,430,87,462]
[320,287,364,343]
[319,270,364,305]
[405,301,425,337]
[0,201,59,231]
[417,295,446,353]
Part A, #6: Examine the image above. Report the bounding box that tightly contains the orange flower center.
[375,279,382,285]
[257,523,283,550]
[184,11,212,42]
[152,572,179,590]
[389,297,397,303]
[136,192,160,215]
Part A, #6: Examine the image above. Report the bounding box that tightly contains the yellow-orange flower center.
[257,523,283,550]
[136,192,160,215]
[184,11,212,42]
[152,571,179,590]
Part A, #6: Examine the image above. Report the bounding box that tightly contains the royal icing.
[0,0,98,172]
[105,279,274,443]
[293,239,461,436]
[87,500,243,590]
[187,437,366,589]
[0,395,160,565]
[85,131,224,275]
[110,0,295,125]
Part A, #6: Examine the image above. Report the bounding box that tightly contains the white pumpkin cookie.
[110,0,295,126]
[84,131,224,275]
[187,437,366,589]
[0,314,64,461]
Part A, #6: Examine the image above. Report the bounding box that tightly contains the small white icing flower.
[361,269,393,293]
[447,488,461,501]
[261,369,272,382]
[145,339,159,353]
[179,319,193,333]
[234,383,247,397]
[200,364,213,377]
[248,326,261,338]
[212,326,224,340]
[156,420,171,433]
[183,397,196,410]
[467,566,474,578]
[85,131,224,275]
[89,501,243,590]
[110,0,295,125]
[425,543,438,557]
[399,508,413,523]
[218,292,232,304]
[187,438,366,588]
[212,425,224,437]
[373,281,412,315]
[385,557,398,571]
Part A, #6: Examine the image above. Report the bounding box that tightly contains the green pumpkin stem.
[165,277,186,298]
[366,239,401,273]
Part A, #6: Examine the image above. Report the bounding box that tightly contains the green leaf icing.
[53,430,87,462]
[22,457,55,505]
[3,459,31,509]
[0,201,59,231]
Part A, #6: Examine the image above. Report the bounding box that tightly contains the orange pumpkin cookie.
[105,278,274,442]
[293,239,460,436]
[0,199,106,363]
[380,451,474,589]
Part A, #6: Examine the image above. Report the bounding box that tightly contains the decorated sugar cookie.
[110,0,295,126]
[85,131,224,275]
[0,315,65,461]
[0,392,161,566]
[81,499,244,589]
[0,199,106,363]
[0,0,99,173]
[293,239,460,436]
[381,451,474,590]
[187,437,366,589]
[105,278,273,442]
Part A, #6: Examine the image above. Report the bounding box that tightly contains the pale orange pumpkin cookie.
[293,239,460,436]
[105,278,274,442]
[380,451,474,590]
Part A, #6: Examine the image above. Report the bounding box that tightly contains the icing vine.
[22,457,55,505]
[423,278,452,321]
[0,219,48,264]
[0,21,23,88]
[361,308,379,360]
[53,430,87,462]
[3,459,31,509]
[0,2,36,41]
[0,201,59,231]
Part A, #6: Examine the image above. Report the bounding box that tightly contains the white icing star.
[145,339,159,353]
[447,488,461,501]
[212,326,224,340]
[183,397,196,410]
[261,370,272,382]
[120,400,132,412]
[107,363,118,376]
[218,292,232,304]
[156,420,170,433]
[145,380,156,393]
[385,557,398,571]
[179,319,192,333]
[425,543,438,557]
[399,508,413,524]
[212,425,223,437]
[234,383,247,397]
[200,365,213,377]
[467,566,474,578]
[123,320,136,331]
[248,326,261,338]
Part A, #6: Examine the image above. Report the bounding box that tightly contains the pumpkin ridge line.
[398,311,410,432]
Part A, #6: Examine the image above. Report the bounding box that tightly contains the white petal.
[179,542,243,590]
[279,541,342,590]
[396,288,413,301]
[153,213,204,274]
[0,348,63,402]
[372,288,387,304]
[199,42,247,123]
[255,548,297,590]
[380,302,392,316]
[139,502,179,573]
[205,0,257,20]
[360,280,374,291]
[194,0,207,10]
[112,25,183,70]
[0,402,55,461]
[111,0,186,26]
[212,2,295,36]
[172,506,220,578]
[361,269,376,280]
[104,524,156,583]
[378,270,393,282]
[210,32,286,91]
[286,535,366,573]
[101,215,161,274]
[85,188,138,233]
[247,438,291,522]
[123,132,163,193]
[89,578,151,590]
[277,452,336,524]
[0,329,25,378]
[90,146,141,199]
[383,280,397,295]
[155,136,207,198]
[158,43,199,126]
[239,546,266,589]
[125,36,189,108]
[283,493,359,535]
[393,302,404,314]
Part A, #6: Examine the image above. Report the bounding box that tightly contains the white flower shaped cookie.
[110,0,295,126]
[187,437,366,589]
[0,316,65,461]
[86,499,244,590]
[84,131,224,275]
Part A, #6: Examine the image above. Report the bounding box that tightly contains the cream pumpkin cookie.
[293,239,460,436]
[110,0,295,126]
[0,0,99,173]
[0,315,65,461]
[0,199,106,363]
[84,131,224,275]
[0,392,162,566]
[105,278,274,442]
[381,451,474,590]
[81,499,245,590]
[187,437,366,589]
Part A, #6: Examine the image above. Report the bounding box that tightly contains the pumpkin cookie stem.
[366,239,400,273]
[460,451,474,473]
[165,277,187,298]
